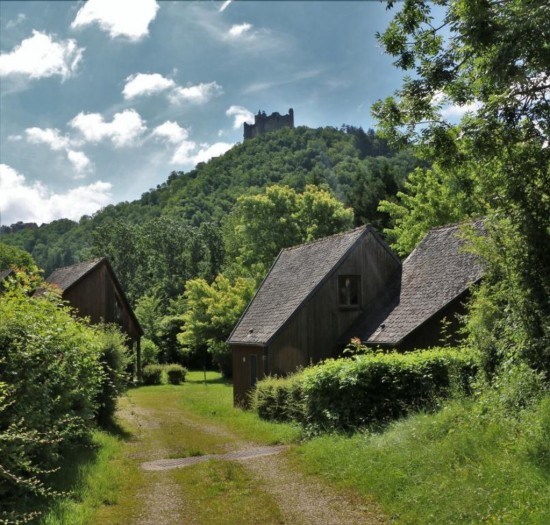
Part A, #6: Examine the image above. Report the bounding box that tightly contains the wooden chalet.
[350,222,484,350]
[44,258,143,371]
[228,226,401,405]
[229,222,484,406]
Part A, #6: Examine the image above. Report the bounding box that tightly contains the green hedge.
[166,364,187,385]
[253,348,478,432]
[142,364,163,385]
[0,288,107,521]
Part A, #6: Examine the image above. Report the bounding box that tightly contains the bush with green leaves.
[165,364,187,385]
[141,365,163,385]
[254,347,478,432]
[252,374,305,423]
[95,325,131,425]
[0,288,105,521]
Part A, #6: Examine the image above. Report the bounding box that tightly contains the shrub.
[95,325,131,425]
[253,347,478,432]
[0,288,104,521]
[252,374,305,423]
[141,338,159,367]
[165,364,187,385]
[141,365,163,385]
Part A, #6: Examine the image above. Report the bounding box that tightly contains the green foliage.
[224,184,354,273]
[141,365,163,386]
[0,243,38,272]
[165,364,187,385]
[373,0,550,375]
[251,374,305,424]
[0,288,105,522]
[254,347,478,432]
[140,338,159,367]
[178,275,256,376]
[94,326,131,426]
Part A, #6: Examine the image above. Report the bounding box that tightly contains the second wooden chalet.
[44,258,143,372]
[229,222,484,405]
[228,226,401,405]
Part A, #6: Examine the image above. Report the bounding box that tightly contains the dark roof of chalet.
[45,258,104,291]
[228,226,392,346]
[45,257,143,335]
[0,268,14,281]
[353,221,485,346]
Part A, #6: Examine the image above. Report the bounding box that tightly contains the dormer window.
[338,275,361,308]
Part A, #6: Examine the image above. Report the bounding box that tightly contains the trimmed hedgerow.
[252,373,305,423]
[253,348,478,432]
[165,364,187,385]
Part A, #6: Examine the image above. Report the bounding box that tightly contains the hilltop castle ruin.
[243,108,294,140]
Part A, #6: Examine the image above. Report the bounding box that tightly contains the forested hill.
[1,125,418,280]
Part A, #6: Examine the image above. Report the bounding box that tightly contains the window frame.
[337,274,361,310]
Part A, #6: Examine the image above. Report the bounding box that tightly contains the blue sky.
[0,0,410,226]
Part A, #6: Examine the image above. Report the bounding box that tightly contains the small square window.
[338,275,361,308]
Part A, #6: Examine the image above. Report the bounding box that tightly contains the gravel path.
[119,394,386,525]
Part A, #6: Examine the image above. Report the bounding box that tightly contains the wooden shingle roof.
[228,226,370,346]
[359,222,484,346]
[45,258,103,291]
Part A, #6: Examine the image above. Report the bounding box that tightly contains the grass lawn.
[38,371,550,524]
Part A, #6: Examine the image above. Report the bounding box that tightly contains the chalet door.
[250,354,258,387]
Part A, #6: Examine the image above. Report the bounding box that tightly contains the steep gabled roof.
[45,258,103,291]
[228,226,372,346]
[358,221,484,346]
[45,258,143,335]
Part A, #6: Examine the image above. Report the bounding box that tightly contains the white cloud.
[0,164,111,225]
[122,73,175,99]
[151,121,189,144]
[171,140,232,166]
[226,105,254,129]
[67,150,92,176]
[0,30,83,80]
[25,127,91,177]
[219,0,233,12]
[169,81,223,105]
[440,101,482,118]
[228,23,252,38]
[71,0,159,41]
[6,13,26,29]
[25,127,71,151]
[69,109,146,147]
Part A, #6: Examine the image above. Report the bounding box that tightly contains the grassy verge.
[291,394,550,524]
[40,430,126,525]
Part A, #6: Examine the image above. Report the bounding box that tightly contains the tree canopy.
[374,0,550,375]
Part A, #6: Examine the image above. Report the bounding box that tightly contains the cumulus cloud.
[169,81,223,105]
[171,140,232,166]
[228,23,253,38]
[226,105,254,129]
[25,127,91,177]
[69,109,146,147]
[67,150,92,176]
[122,72,175,99]
[71,0,159,41]
[0,30,83,80]
[0,164,111,224]
[25,127,71,151]
[151,121,189,144]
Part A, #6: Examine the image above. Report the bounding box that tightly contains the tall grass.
[292,392,550,524]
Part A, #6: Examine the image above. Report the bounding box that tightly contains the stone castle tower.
[243,108,294,140]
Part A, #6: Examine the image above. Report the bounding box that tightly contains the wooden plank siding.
[268,232,400,376]
[232,345,267,406]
